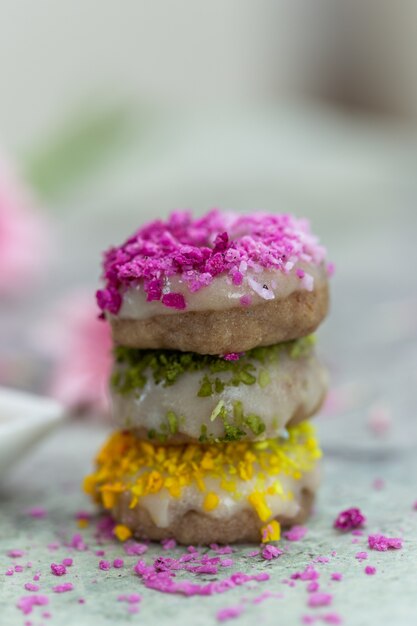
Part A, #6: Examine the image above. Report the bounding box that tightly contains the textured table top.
[1,419,417,626]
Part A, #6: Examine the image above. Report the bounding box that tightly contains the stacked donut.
[85,210,331,544]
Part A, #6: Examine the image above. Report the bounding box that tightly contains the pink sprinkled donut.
[97,210,331,354]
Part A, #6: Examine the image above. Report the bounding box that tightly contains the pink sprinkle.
[334,508,366,531]
[368,534,403,551]
[8,549,25,558]
[95,550,106,556]
[162,539,177,551]
[134,560,269,596]
[322,613,342,625]
[78,598,86,604]
[291,566,320,581]
[296,268,305,279]
[187,545,198,554]
[25,507,47,519]
[255,573,270,582]
[15,565,24,572]
[351,530,363,536]
[307,581,320,593]
[17,595,49,615]
[42,611,52,619]
[24,583,40,592]
[283,525,308,542]
[118,593,142,604]
[75,510,91,523]
[128,605,140,614]
[252,591,283,604]
[355,552,368,561]
[113,559,124,569]
[239,295,252,307]
[216,606,245,622]
[6,568,14,576]
[365,566,376,575]
[50,563,66,576]
[368,403,392,436]
[372,478,385,490]
[261,545,283,561]
[308,593,333,608]
[161,292,186,310]
[331,573,342,581]
[223,353,243,361]
[232,271,243,286]
[97,210,329,315]
[53,583,73,593]
[221,559,234,568]
[246,550,260,557]
[301,616,316,625]
[99,560,111,571]
[69,534,87,551]
[128,593,142,603]
[62,558,73,567]
[47,542,60,551]
[124,542,148,556]
[326,262,336,277]
[314,556,330,564]
[33,573,41,581]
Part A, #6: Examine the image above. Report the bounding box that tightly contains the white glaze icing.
[115,263,325,320]
[134,464,321,528]
[111,351,327,441]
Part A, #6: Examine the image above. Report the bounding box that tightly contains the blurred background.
[1,0,416,450]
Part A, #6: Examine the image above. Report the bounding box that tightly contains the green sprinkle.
[258,369,271,388]
[221,420,247,442]
[111,336,315,397]
[210,400,225,422]
[214,378,225,393]
[197,376,213,397]
[233,401,244,424]
[244,413,266,436]
[166,411,178,434]
[199,424,208,443]
[238,370,257,385]
[289,334,316,359]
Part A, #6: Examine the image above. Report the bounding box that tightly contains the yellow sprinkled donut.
[84,422,321,544]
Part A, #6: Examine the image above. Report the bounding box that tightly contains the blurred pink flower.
[0,155,48,297]
[38,291,112,413]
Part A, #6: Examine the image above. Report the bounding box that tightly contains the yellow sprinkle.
[261,520,281,543]
[267,480,284,496]
[201,454,215,470]
[101,489,116,509]
[220,478,237,493]
[77,518,89,529]
[145,471,163,494]
[114,524,132,542]
[83,423,321,525]
[140,441,155,457]
[248,492,272,522]
[83,475,96,494]
[203,492,220,512]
